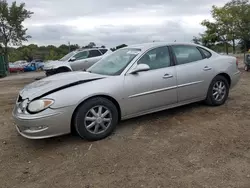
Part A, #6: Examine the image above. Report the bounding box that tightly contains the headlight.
[27,99,54,113]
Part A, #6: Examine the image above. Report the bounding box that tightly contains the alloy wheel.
[84,105,112,134]
[212,81,226,102]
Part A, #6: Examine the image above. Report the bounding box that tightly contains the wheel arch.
[216,72,231,87]
[56,66,72,72]
[70,95,121,134]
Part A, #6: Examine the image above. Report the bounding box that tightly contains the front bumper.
[12,105,74,139]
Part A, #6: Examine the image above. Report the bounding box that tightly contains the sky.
[8,0,229,48]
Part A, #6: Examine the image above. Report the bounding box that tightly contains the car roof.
[128,42,202,51]
[75,48,108,52]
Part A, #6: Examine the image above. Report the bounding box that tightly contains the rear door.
[170,45,215,102]
[81,49,103,69]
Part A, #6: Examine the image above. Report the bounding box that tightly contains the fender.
[43,61,73,71]
[52,64,72,71]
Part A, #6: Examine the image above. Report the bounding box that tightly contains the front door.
[123,46,178,117]
[171,45,215,102]
[70,51,89,71]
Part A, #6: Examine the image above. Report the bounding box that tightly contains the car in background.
[43,48,112,76]
[13,42,240,141]
[23,61,45,72]
[9,63,24,73]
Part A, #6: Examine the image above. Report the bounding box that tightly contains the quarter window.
[138,46,171,70]
[88,50,102,58]
[198,47,212,58]
[172,45,203,65]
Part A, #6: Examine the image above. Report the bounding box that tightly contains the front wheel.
[56,67,70,74]
[205,75,229,106]
[74,97,119,141]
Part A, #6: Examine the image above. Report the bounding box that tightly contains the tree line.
[193,0,250,55]
[7,42,128,62]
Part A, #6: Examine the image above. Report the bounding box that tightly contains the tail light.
[236,58,239,67]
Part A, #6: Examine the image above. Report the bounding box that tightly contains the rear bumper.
[231,70,241,89]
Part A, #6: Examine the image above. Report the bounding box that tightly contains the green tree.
[192,36,201,44]
[87,42,96,48]
[198,0,250,54]
[211,5,237,53]
[111,44,128,51]
[0,0,33,65]
[224,0,250,56]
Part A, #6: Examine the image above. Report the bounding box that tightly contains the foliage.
[0,0,33,58]
[8,43,126,62]
[193,0,250,54]
[238,39,250,51]
[8,43,81,62]
[110,44,128,51]
[82,42,96,49]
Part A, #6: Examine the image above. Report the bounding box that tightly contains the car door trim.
[129,80,203,98]
[177,80,203,88]
[129,85,177,98]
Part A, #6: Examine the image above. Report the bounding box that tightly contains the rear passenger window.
[198,47,212,58]
[100,49,108,54]
[88,50,102,58]
[172,45,203,65]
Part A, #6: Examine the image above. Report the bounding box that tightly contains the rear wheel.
[74,97,118,141]
[205,75,229,106]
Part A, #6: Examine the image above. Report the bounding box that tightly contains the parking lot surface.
[0,68,250,188]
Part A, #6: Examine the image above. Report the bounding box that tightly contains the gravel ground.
[0,67,250,188]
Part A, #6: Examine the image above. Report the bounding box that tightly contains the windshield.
[60,51,77,61]
[88,48,141,75]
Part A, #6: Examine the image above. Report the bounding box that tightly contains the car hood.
[19,71,106,100]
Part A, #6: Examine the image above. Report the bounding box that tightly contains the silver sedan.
[12,42,240,141]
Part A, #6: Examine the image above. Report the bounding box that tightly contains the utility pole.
[68,41,70,52]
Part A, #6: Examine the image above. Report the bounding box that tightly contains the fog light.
[28,126,48,131]
[23,126,49,134]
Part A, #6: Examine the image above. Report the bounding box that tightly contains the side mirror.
[69,57,76,62]
[130,64,150,74]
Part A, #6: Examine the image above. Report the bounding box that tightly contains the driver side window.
[137,46,171,70]
[73,51,89,60]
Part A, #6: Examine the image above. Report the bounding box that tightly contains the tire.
[56,67,70,74]
[45,71,53,76]
[74,97,119,141]
[205,75,229,106]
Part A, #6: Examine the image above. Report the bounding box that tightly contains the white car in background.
[43,48,112,76]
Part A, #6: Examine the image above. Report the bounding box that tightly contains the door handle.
[84,60,89,63]
[203,66,212,71]
[163,74,173,79]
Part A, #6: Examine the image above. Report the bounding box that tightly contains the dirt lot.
[0,67,250,188]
